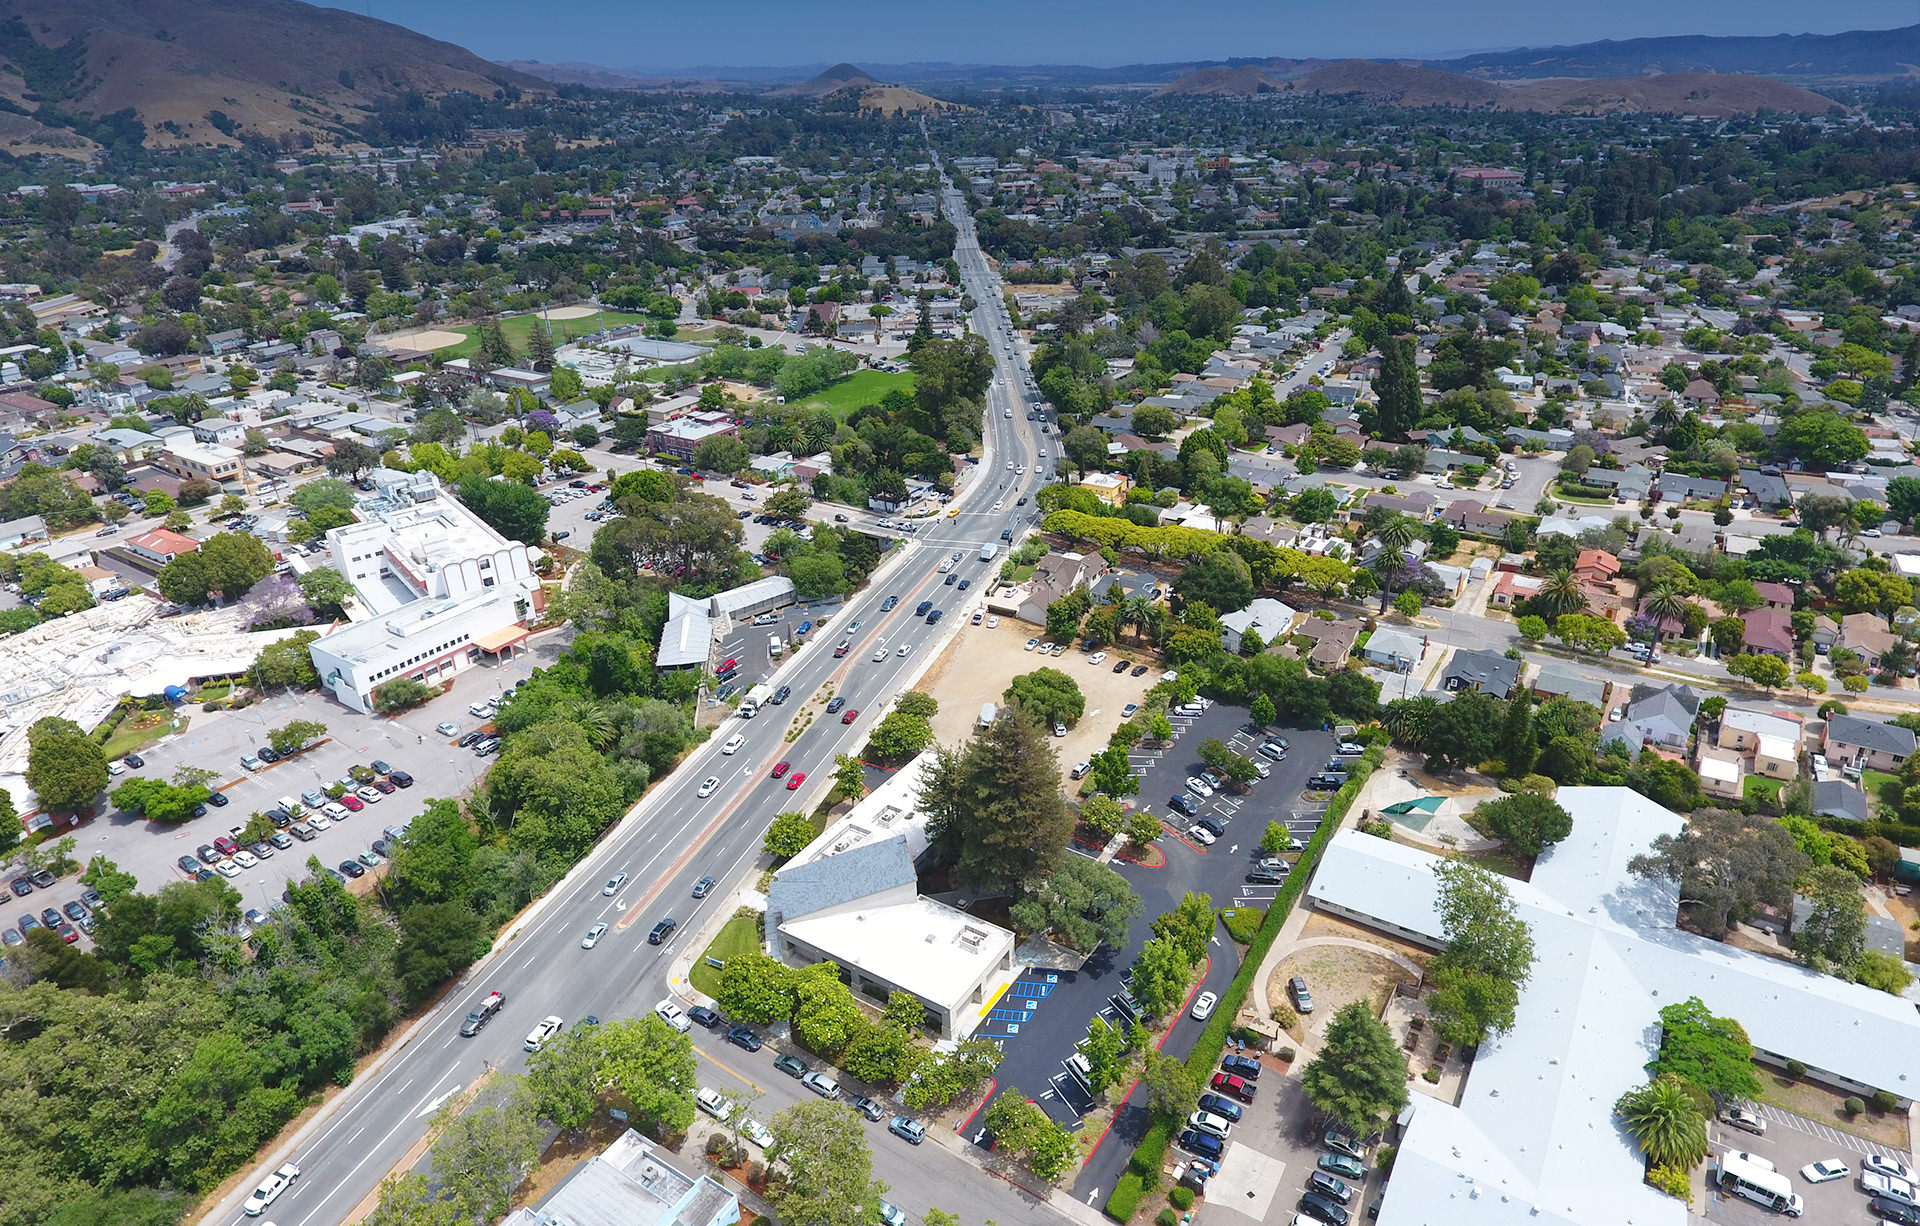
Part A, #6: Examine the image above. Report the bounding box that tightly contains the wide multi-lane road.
[202,179,1062,1226]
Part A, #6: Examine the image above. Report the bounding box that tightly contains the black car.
[1872,1197,1920,1225]
[257,746,280,763]
[458,730,485,747]
[1178,1130,1224,1160]
[7,877,30,898]
[124,753,144,768]
[267,808,293,828]
[1169,794,1199,817]
[943,573,957,586]
[648,918,677,945]
[1298,1192,1349,1225]
[1248,867,1287,885]
[1221,1053,1262,1080]
[688,1005,721,1029]
[1113,659,1130,672]
[371,838,391,856]
[1131,664,1150,677]
[62,901,88,923]
[40,907,62,929]
[770,685,792,705]
[206,790,229,807]
[726,1026,763,1052]
[338,860,366,879]
[389,771,414,788]
[825,697,845,714]
[1308,774,1344,790]
[915,600,933,617]
[1194,815,1226,837]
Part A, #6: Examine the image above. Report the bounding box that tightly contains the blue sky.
[358,0,1916,70]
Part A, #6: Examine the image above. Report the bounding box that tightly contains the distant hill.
[777,63,881,98]
[503,60,659,89]
[1436,24,1920,81]
[0,0,545,154]
[1156,58,1840,116]
[1152,65,1290,97]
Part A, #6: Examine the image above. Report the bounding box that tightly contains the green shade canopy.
[1382,796,1445,815]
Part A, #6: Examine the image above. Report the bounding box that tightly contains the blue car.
[1178,1129,1224,1160]
[1196,1093,1243,1122]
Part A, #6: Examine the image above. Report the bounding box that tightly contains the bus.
[1717,1153,1803,1216]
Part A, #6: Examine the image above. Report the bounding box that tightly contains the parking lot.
[1703,1104,1913,1226]
[4,649,547,937]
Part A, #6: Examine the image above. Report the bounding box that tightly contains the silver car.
[581,922,608,950]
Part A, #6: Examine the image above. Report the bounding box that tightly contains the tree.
[764,487,813,520]
[1174,551,1254,614]
[1725,652,1790,691]
[1647,997,1760,1104]
[297,567,354,617]
[714,952,798,1024]
[157,532,275,605]
[1796,864,1867,972]
[26,716,107,813]
[395,902,487,1003]
[324,439,382,480]
[1007,856,1141,952]
[1517,614,1549,642]
[1087,744,1140,797]
[1631,809,1809,939]
[921,708,1071,893]
[251,629,321,690]
[1139,1046,1201,1118]
[1004,668,1085,726]
[764,811,815,860]
[457,476,550,545]
[691,433,750,474]
[867,711,932,761]
[426,1077,545,1225]
[830,753,866,805]
[983,1091,1076,1179]
[1474,791,1570,859]
[1428,860,1534,1046]
[1615,1075,1709,1172]
[524,1028,603,1133]
[1372,335,1422,439]
[1554,612,1625,654]
[1081,1017,1129,1095]
[600,1015,698,1137]
[1300,1002,1410,1136]
[765,1099,886,1226]
[267,719,327,756]
[1499,690,1536,778]
[1775,411,1868,470]
[1420,689,1503,773]
[1128,935,1192,1017]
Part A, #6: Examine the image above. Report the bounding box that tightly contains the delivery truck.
[739,683,774,717]
[978,542,998,562]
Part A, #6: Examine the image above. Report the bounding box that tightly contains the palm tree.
[1536,568,1589,620]
[1375,515,1420,557]
[1615,1076,1708,1171]
[1641,585,1690,637]
[1367,515,1423,611]
[559,697,620,751]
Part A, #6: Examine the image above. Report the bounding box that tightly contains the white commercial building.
[308,469,543,712]
[1307,787,1920,1226]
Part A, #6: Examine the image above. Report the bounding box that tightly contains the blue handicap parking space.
[980,973,1060,1036]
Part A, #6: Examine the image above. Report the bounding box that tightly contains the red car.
[370,778,397,794]
[340,794,365,811]
[717,657,738,675]
[786,771,806,790]
[213,835,239,856]
[771,760,791,779]
[841,708,859,724]
[1210,1072,1256,1102]
[55,921,78,944]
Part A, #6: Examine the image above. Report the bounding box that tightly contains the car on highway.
[697,776,721,797]
[654,1001,692,1033]
[581,923,608,949]
[726,1026,763,1052]
[692,876,716,898]
[773,1053,809,1079]
[786,771,807,790]
[460,991,505,1037]
[242,1162,301,1216]
[825,697,845,714]
[524,1015,565,1052]
[888,1116,926,1145]
[771,760,791,778]
[871,645,890,662]
[841,707,859,724]
[648,918,677,945]
[722,734,744,755]
[896,644,911,657]
[604,872,628,896]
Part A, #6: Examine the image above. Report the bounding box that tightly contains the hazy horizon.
[355,0,1915,71]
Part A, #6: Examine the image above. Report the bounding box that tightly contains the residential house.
[1814,779,1871,823]
[1656,472,1728,504]
[1753,581,1795,611]
[1490,571,1546,609]
[1294,617,1361,671]
[124,527,200,568]
[1839,612,1899,670]
[1601,683,1699,757]
[1220,598,1296,654]
[1573,549,1620,585]
[1531,667,1608,709]
[1359,626,1425,674]
[0,514,48,549]
[1365,490,1439,517]
[1823,715,1917,774]
[1811,614,1841,654]
[1438,649,1520,698]
[1719,708,1802,781]
[1015,551,1108,627]
[1579,465,1653,502]
[1438,499,1515,536]
[1739,608,1795,659]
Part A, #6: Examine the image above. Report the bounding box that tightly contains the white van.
[524,1016,564,1053]
[722,734,745,755]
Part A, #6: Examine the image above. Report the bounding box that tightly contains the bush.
[1272,1004,1299,1029]
[1785,1059,1806,1079]
[1222,906,1264,944]
[1423,1066,1442,1083]
[1105,1172,1147,1220]
[1375,1143,1396,1173]
[1169,1187,1195,1210]
[1844,1096,1866,1117]
[1872,1089,1899,1114]
[1647,1164,1693,1203]
[1278,1046,1296,1062]
[1157,1211,1179,1226]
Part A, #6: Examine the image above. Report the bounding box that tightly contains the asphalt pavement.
[197,176,1066,1226]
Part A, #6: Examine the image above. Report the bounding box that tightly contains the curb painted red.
[956,1077,997,1135]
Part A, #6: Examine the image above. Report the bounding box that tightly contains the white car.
[697,1086,733,1119]
[524,1015,565,1052]
[655,1000,692,1033]
[1191,991,1217,1020]
[216,859,243,878]
[1867,1155,1919,1184]
[307,813,331,831]
[1186,776,1214,798]
[987,616,999,628]
[581,922,608,950]
[468,701,494,717]
[356,786,382,804]
[1799,1158,1848,1183]
[897,644,912,657]
[322,802,348,820]
[435,722,459,737]
[232,850,259,870]
[722,734,745,755]
[1188,1110,1234,1139]
[1088,651,1107,665]
[1186,824,1217,846]
[697,776,721,798]
[1025,638,1039,651]
[873,645,890,661]
[242,1162,301,1215]
[741,1118,775,1149]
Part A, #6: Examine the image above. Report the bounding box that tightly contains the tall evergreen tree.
[1372,335,1422,439]
[1500,689,1536,778]
[479,318,517,368]
[525,322,556,373]
[1374,271,1414,321]
[921,705,1073,894]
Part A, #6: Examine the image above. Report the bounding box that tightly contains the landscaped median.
[1103,741,1386,1223]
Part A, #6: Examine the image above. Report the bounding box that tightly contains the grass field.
[434,311,650,360]
[791,369,915,417]
[688,915,761,998]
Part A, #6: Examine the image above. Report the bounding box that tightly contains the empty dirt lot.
[914,616,1162,784]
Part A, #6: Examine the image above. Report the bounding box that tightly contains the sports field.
[434,310,649,360]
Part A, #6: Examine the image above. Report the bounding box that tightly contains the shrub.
[1844,1096,1866,1117]
[1105,1172,1147,1220]
[1157,1210,1179,1226]
[1278,1046,1296,1062]
[1423,1066,1443,1083]
[1169,1187,1195,1210]
[1647,1164,1693,1203]
[1872,1089,1899,1114]
[1375,1143,1396,1173]
[1785,1059,1806,1079]
[1272,1004,1298,1029]
[1222,906,1264,943]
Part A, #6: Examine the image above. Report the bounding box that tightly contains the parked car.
[726,1026,763,1052]
[889,1115,927,1145]
[1289,975,1316,1013]
[1221,1053,1262,1080]
[773,1053,809,1079]
[1720,1106,1765,1135]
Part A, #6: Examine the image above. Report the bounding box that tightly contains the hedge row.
[1104,745,1385,1221]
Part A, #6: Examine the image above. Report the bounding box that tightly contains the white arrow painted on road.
[415,1081,466,1120]
[974,1128,987,1144]
[1229,844,1238,855]
[1210,934,1220,946]
[1087,1189,1100,1205]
